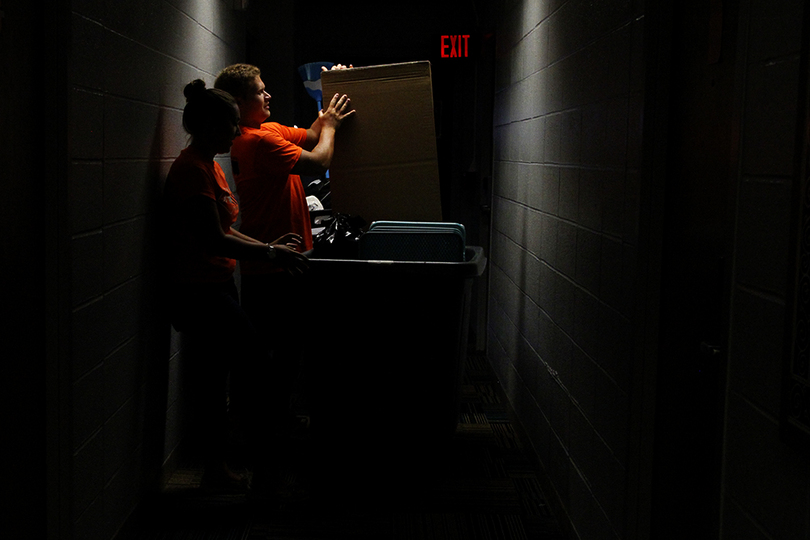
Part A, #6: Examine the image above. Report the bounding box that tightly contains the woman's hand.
[271,232,303,250]
[269,233,309,275]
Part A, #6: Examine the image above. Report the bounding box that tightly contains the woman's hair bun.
[183,79,208,101]
[181,79,238,139]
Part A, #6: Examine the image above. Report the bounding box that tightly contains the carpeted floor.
[131,353,566,540]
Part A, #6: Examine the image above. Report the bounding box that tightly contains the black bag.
[312,213,366,259]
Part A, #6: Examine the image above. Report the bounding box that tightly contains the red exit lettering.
[441,35,470,58]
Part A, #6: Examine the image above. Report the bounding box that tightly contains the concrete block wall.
[489,0,646,538]
[66,1,244,538]
[721,0,810,537]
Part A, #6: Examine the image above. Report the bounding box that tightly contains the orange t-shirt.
[164,146,239,283]
[230,122,312,275]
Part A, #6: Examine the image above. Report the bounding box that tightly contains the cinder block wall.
[721,0,810,537]
[490,0,810,539]
[488,0,647,538]
[66,2,244,539]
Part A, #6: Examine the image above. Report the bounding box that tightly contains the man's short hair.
[214,64,261,100]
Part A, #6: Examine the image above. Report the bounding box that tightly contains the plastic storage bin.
[302,246,487,464]
[359,221,467,262]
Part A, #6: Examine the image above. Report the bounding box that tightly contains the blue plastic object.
[297,61,334,109]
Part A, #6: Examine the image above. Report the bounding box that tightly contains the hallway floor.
[130,354,566,539]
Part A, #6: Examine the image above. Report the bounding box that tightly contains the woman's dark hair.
[182,79,238,139]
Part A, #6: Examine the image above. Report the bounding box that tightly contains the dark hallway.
[6,1,810,540]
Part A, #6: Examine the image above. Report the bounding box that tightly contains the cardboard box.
[320,61,443,225]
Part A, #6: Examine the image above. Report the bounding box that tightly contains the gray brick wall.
[66,2,244,538]
[492,0,810,539]
[489,1,645,538]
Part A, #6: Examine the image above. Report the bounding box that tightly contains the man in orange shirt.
[215,63,353,260]
[214,64,354,457]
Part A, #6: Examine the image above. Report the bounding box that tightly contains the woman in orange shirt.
[164,79,307,488]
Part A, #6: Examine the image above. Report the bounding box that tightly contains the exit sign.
[440,34,472,58]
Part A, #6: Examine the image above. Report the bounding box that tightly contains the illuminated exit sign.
[440,34,471,58]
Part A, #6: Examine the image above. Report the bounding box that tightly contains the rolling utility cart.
[302,244,487,475]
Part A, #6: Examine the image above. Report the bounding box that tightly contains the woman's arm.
[181,196,308,272]
[182,196,267,259]
[230,228,306,253]
[228,226,264,245]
